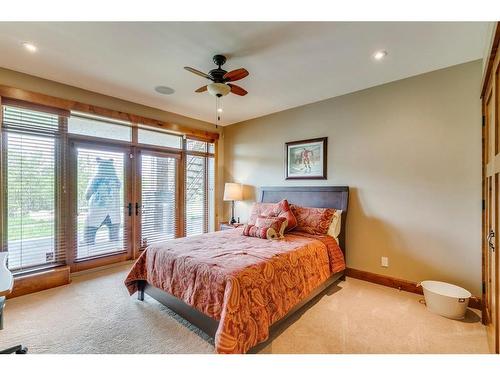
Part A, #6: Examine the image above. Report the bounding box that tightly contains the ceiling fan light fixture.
[207,83,231,97]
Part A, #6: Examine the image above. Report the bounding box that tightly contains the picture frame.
[285,137,327,180]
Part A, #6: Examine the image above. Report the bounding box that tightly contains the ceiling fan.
[184,54,249,97]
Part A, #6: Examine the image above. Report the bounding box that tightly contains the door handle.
[488,230,495,251]
[128,203,132,217]
[135,202,140,216]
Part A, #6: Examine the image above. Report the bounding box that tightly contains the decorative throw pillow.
[242,224,278,240]
[242,216,287,240]
[256,215,288,238]
[248,199,297,232]
[290,205,336,235]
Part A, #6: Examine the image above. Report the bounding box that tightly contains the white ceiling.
[0,22,489,126]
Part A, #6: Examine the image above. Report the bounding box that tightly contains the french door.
[69,142,183,267]
[67,138,212,269]
[69,140,133,270]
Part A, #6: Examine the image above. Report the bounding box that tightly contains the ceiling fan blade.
[228,83,248,96]
[184,67,213,80]
[223,68,249,82]
[195,85,207,93]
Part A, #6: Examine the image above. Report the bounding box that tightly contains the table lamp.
[223,182,243,225]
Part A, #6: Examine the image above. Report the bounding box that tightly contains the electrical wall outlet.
[381,256,389,267]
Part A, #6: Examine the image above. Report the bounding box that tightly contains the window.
[0,95,218,278]
[1,105,66,273]
[68,112,132,142]
[184,139,215,236]
[138,125,182,149]
[187,139,208,152]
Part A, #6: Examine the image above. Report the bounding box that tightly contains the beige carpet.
[0,263,489,354]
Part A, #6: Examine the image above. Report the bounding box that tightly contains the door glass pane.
[141,154,177,248]
[6,132,57,271]
[76,148,125,259]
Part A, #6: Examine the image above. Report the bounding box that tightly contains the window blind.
[184,139,215,236]
[140,153,177,248]
[1,105,66,273]
[3,105,61,135]
[68,112,132,142]
[208,157,215,232]
[138,125,182,149]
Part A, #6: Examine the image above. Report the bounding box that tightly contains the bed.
[125,186,349,353]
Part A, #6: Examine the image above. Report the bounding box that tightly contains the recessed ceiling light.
[22,42,38,53]
[373,50,388,61]
[154,86,175,95]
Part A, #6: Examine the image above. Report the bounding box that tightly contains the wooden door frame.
[67,138,134,272]
[482,21,500,354]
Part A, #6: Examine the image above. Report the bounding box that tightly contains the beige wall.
[224,60,482,296]
[0,67,226,225]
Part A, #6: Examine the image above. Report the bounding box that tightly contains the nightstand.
[219,222,244,231]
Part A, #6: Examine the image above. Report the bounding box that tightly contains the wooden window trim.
[0,85,219,142]
[8,265,71,299]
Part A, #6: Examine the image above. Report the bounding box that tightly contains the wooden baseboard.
[345,268,482,310]
[70,252,130,273]
[8,266,71,299]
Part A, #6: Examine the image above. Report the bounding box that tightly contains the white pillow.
[327,209,342,240]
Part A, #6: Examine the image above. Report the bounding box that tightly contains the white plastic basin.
[420,280,471,320]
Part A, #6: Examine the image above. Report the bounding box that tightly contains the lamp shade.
[208,83,231,97]
[223,182,243,201]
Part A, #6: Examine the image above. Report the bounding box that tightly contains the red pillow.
[248,202,276,224]
[248,199,297,232]
[290,205,336,235]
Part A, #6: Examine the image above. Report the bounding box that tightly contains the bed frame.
[137,186,349,347]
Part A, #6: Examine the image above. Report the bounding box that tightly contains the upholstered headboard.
[260,186,349,253]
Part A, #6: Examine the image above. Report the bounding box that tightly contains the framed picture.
[285,137,327,180]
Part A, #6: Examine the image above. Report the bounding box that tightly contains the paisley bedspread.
[124,228,345,353]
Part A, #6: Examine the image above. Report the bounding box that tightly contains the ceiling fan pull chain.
[215,96,219,128]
